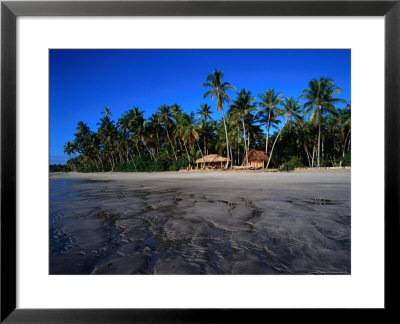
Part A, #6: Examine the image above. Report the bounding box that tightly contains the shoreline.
[50,168,351,179]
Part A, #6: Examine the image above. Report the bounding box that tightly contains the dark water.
[49,174,351,275]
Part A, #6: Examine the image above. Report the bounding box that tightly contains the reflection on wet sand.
[49,171,351,274]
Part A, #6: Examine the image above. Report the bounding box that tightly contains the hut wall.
[250,161,264,168]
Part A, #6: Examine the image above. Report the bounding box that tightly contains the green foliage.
[49,164,69,172]
[319,157,334,167]
[77,164,107,173]
[281,156,304,171]
[339,152,351,166]
[70,156,189,173]
[168,158,189,171]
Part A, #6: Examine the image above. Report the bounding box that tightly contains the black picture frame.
[1,0,399,322]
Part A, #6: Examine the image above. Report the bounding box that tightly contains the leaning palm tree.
[173,115,191,162]
[266,97,303,169]
[301,77,345,167]
[157,104,177,161]
[295,121,314,167]
[174,112,204,164]
[203,69,236,168]
[139,120,157,161]
[257,89,283,156]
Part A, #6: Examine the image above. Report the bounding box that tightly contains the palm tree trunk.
[135,143,141,156]
[221,110,230,168]
[340,129,351,167]
[266,117,288,169]
[165,126,177,161]
[156,130,161,155]
[317,105,321,167]
[93,160,99,170]
[183,142,190,164]
[108,156,114,171]
[247,131,250,153]
[145,143,157,161]
[322,140,324,159]
[196,140,204,158]
[131,158,137,171]
[97,156,103,172]
[237,128,240,165]
[311,144,315,168]
[196,140,205,167]
[242,118,248,166]
[266,110,271,156]
[112,155,116,171]
[175,138,181,158]
[346,130,351,152]
[304,145,311,167]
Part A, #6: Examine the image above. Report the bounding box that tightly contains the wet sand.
[49,170,351,274]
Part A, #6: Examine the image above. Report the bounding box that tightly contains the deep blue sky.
[50,49,350,164]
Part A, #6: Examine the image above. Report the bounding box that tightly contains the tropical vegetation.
[55,71,350,172]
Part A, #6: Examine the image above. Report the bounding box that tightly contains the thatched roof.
[243,150,269,162]
[195,154,227,163]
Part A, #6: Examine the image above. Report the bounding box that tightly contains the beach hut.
[243,150,269,168]
[195,154,227,169]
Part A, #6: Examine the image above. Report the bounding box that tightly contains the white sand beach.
[49,170,351,275]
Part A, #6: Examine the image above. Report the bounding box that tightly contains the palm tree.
[285,97,304,132]
[226,118,239,166]
[118,107,139,159]
[157,104,177,160]
[295,121,314,167]
[64,141,76,157]
[244,113,263,152]
[226,109,243,165]
[338,103,351,165]
[229,89,257,166]
[170,103,183,121]
[97,108,118,170]
[266,97,303,169]
[197,103,213,122]
[257,89,283,156]
[86,133,102,169]
[174,112,204,164]
[73,121,91,155]
[139,119,157,161]
[118,107,146,157]
[203,69,236,168]
[102,106,112,117]
[301,77,345,167]
[196,104,213,156]
[147,112,162,155]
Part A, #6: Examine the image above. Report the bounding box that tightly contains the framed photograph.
[1,0,398,322]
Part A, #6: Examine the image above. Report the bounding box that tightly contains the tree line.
[59,69,351,172]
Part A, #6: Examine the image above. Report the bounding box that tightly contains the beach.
[49,170,351,275]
